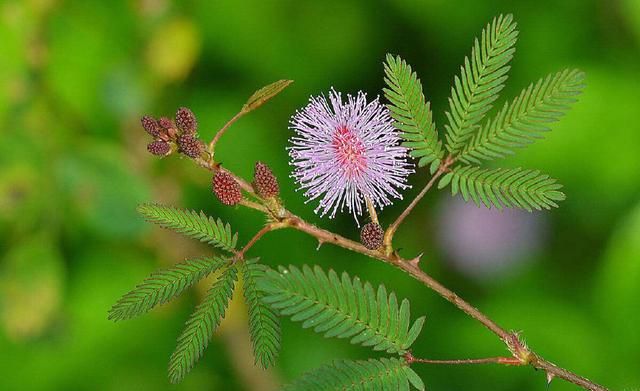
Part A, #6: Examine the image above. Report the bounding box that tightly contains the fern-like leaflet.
[241,259,281,369]
[259,265,426,354]
[444,14,518,154]
[283,358,425,391]
[108,257,228,321]
[438,166,565,211]
[384,54,444,168]
[458,69,586,164]
[137,203,238,252]
[168,264,238,384]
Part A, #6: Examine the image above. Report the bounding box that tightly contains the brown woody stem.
[404,352,523,366]
[195,141,608,391]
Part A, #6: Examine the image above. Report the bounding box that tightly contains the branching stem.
[194,148,607,391]
[382,156,454,254]
[235,222,286,260]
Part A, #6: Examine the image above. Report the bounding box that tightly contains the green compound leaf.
[259,265,426,354]
[243,79,293,113]
[458,69,586,164]
[137,203,238,252]
[168,265,238,384]
[384,54,444,167]
[283,358,424,391]
[443,165,566,211]
[108,257,228,321]
[241,259,281,369]
[444,14,518,154]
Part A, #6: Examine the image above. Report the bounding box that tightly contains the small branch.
[383,156,453,253]
[235,223,286,260]
[239,199,268,213]
[365,196,379,225]
[405,352,523,366]
[415,357,522,365]
[209,110,247,153]
[531,356,608,391]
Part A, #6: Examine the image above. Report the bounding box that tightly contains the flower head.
[289,89,412,222]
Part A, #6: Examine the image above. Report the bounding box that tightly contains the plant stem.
[382,156,454,253]
[283,212,608,390]
[364,196,379,225]
[195,158,608,391]
[209,109,247,153]
[194,155,255,195]
[240,199,268,213]
[405,352,523,366]
[235,223,286,260]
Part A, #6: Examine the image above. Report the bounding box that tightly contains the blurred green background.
[1,0,639,390]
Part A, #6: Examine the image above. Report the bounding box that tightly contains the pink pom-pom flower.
[289,89,412,223]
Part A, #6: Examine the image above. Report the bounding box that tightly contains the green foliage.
[137,203,238,252]
[259,265,426,354]
[108,257,228,321]
[243,79,294,113]
[438,166,565,211]
[241,259,281,369]
[168,265,238,384]
[381,14,585,213]
[444,14,518,154]
[283,358,425,391]
[383,54,444,167]
[458,69,586,164]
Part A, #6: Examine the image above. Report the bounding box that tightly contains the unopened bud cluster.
[140,107,204,159]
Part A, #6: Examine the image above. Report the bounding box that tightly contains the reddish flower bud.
[147,140,171,156]
[158,116,173,130]
[253,161,279,198]
[141,116,161,137]
[213,171,242,206]
[175,107,197,134]
[360,222,384,250]
[177,133,203,158]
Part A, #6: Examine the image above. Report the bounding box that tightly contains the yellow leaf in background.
[146,18,201,82]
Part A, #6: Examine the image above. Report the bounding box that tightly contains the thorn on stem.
[408,253,423,267]
[316,240,324,250]
[546,371,555,388]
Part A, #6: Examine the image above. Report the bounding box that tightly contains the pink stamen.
[332,126,367,178]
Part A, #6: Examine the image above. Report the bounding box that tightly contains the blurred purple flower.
[437,198,546,280]
[289,89,412,223]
